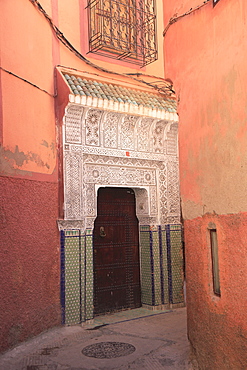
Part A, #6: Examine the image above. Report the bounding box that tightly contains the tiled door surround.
[58,88,184,324]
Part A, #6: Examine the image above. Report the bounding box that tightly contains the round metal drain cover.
[82,341,136,359]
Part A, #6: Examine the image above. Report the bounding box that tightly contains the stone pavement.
[0,307,198,370]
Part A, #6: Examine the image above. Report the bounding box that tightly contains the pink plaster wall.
[163,0,247,368]
[0,0,61,352]
[0,0,167,352]
[184,214,247,369]
[0,177,60,352]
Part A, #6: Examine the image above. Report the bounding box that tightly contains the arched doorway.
[58,84,184,325]
[93,187,141,315]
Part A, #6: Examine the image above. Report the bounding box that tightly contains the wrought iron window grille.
[87,0,158,67]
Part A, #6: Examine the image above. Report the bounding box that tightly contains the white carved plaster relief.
[85,217,96,229]
[153,120,167,153]
[167,123,178,156]
[137,118,153,152]
[85,183,97,217]
[167,159,180,216]
[68,93,179,122]
[64,151,82,220]
[159,162,168,223]
[81,145,166,161]
[149,186,158,216]
[103,112,120,148]
[134,188,160,225]
[62,104,180,229]
[85,109,102,146]
[64,105,84,144]
[84,164,156,186]
[134,188,149,216]
[57,220,85,231]
[121,115,138,150]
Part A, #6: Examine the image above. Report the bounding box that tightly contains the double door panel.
[93,187,141,315]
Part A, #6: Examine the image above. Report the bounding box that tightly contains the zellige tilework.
[61,223,184,324]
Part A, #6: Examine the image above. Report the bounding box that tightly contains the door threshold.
[82,306,171,330]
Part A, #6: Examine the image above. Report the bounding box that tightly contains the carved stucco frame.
[58,103,180,231]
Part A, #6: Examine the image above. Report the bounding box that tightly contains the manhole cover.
[82,341,136,359]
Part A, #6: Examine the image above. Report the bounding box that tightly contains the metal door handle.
[100,226,106,238]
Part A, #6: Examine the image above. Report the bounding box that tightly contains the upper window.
[87,0,158,67]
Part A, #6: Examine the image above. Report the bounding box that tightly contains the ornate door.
[93,187,141,315]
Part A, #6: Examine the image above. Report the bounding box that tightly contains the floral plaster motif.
[103,112,119,148]
[63,104,180,229]
[85,109,102,146]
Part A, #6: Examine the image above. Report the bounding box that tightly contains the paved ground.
[0,307,198,370]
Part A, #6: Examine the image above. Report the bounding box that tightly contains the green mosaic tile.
[85,229,94,320]
[152,229,161,306]
[169,226,184,304]
[140,225,150,232]
[80,233,86,321]
[161,228,169,304]
[62,224,183,323]
[140,228,153,305]
[64,234,81,325]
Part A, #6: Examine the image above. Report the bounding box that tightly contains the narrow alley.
[2,1,247,369]
[0,308,196,370]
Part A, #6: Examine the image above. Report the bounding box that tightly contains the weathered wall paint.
[0,177,60,351]
[185,214,247,369]
[0,0,60,352]
[0,0,56,177]
[0,0,167,352]
[163,0,247,368]
[164,0,247,217]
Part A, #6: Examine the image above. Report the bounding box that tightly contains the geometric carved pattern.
[153,120,166,153]
[103,112,120,148]
[84,164,156,186]
[65,105,84,144]
[64,152,82,219]
[85,183,96,217]
[63,105,180,226]
[85,109,102,146]
[149,186,158,215]
[83,154,160,168]
[159,163,168,224]
[82,145,165,161]
[167,160,180,216]
[137,118,153,152]
[121,115,138,150]
[167,123,178,155]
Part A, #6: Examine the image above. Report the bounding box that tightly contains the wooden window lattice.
[87,0,158,66]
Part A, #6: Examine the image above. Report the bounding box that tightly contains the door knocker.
[100,226,106,238]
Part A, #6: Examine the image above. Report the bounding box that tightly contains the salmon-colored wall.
[0,177,60,351]
[0,0,61,353]
[185,214,247,369]
[0,0,166,352]
[163,0,247,368]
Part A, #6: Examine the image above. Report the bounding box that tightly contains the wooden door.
[93,187,141,315]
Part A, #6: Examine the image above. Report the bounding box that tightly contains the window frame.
[209,228,221,297]
[87,0,158,67]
